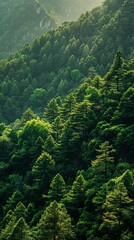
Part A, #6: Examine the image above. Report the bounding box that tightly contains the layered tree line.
[0,0,133,123]
[0,52,134,239]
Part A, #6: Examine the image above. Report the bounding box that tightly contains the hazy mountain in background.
[40,0,103,22]
[0,0,102,59]
[0,0,57,59]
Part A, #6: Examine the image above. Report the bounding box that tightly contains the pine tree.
[102,182,133,240]
[91,141,115,183]
[36,200,74,240]
[8,217,32,240]
[3,190,23,215]
[46,173,66,203]
[52,116,63,141]
[44,98,61,122]
[65,174,86,220]
[32,151,55,190]
[0,202,27,239]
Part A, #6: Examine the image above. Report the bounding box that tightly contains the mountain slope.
[0,0,134,123]
[0,55,133,240]
[0,1,134,238]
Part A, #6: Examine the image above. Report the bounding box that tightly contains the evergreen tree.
[1,202,26,239]
[36,200,74,240]
[46,173,66,203]
[91,141,115,183]
[65,174,86,220]
[31,151,55,195]
[52,116,63,141]
[101,182,133,240]
[8,217,32,240]
[3,190,23,215]
[44,98,61,123]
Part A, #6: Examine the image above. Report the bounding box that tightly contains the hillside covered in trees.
[0,0,134,239]
[0,52,134,239]
[0,0,133,123]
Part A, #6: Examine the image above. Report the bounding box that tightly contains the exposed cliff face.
[0,0,57,59]
[0,0,103,59]
[41,0,103,22]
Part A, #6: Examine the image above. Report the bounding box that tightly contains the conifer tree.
[36,200,74,240]
[44,98,61,122]
[102,182,133,240]
[65,174,86,220]
[3,190,23,215]
[0,202,26,239]
[32,151,55,190]
[91,141,115,183]
[46,173,66,203]
[52,116,63,141]
[8,217,32,240]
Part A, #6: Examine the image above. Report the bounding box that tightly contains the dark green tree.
[45,173,66,203]
[44,98,61,123]
[65,174,86,220]
[3,190,23,215]
[101,182,133,240]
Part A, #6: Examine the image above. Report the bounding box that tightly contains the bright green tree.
[8,217,32,240]
[19,119,51,153]
[36,200,74,240]
[91,141,115,183]
[32,151,55,191]
[1,202,26,239]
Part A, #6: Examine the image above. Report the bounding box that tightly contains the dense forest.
[0,0,134,239]
[0,0,133,123]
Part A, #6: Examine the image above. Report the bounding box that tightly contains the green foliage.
[64,174,86,220]
[8,217,32,240]
[32,151,55,186]
[101,182,133,239]
[30,88,46,110]
[44,98,61,123]
[91,141,115,182]
[0,0,133,122]
[3,190,23,215]
[0,1,134,239]
[46,173,66,203]
[19,119,51,152]
[35,200,74,240]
